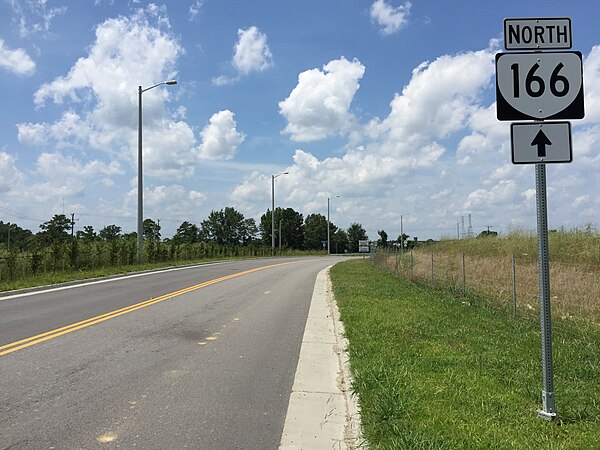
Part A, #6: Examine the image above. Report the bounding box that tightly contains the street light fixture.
[327,195,340,255]
[271,171,288,255]
[137,80,177,264]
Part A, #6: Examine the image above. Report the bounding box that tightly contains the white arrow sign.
[510,121,572,164]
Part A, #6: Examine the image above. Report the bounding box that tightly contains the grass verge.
[331,259,600,449]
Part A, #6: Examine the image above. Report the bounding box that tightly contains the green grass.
[331,259,600,450]
[432,229,600,266]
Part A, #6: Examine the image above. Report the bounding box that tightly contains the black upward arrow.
[531,130,552,158]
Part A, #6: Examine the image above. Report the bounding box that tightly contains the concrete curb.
[279,265,364,449]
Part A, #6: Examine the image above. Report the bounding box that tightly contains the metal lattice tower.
[468,214,474,238]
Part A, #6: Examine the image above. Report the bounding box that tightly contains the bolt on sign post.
[496,17,585,421]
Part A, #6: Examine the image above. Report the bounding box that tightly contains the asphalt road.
[0,256,349,449]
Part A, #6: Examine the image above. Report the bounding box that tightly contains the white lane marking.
[0,261,230,301]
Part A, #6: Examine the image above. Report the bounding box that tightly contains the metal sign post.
[535,163,557,420]
[496,15,585,421]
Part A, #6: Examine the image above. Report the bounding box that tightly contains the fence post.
[410,250,413,278]
[462,252,466,297]
[512,254,517,319]
[431,252,434,286]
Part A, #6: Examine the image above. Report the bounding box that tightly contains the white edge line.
[0,261,229,302]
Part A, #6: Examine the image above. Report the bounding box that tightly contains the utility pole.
[327,195,340,255]
[70,213,76,237]
[271,171,288,255]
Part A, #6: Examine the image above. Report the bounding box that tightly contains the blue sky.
[1,0,599,241]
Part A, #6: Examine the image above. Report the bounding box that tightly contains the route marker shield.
[496,51,584,121]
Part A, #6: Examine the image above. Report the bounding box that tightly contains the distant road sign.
[511,121,572,164]
[358,240,370,253]
[504,18,571,50]
[496,51,584,121]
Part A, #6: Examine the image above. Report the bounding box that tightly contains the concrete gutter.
[279,265,364,449]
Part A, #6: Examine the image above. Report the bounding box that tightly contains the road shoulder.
[279,265,363,449]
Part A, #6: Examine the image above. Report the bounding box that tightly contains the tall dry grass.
[373,230,600,322]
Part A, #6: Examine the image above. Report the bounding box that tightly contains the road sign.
[496,51,584,121]
[511,122,572,164]
[358,240,370,253]
[504,18,571,50]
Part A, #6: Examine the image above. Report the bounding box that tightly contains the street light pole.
[400,213,409,252]
[271,171,288,255]
[137,80,177,264]
[137,86,143,264]
[327,195,340,255]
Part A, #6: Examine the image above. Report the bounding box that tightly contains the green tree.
[143,219,160,241]
[396,233,411,249]
[1,221,33,250]
[37,214,71,244]
[241,218,259,245]
[99,224,122,241]
[173,221,199,244]
[259,209,273,246]
[76,225,97,241]
[331,228,349,253]
[260,207,304,249]
[201,207,248,245]
[377,229,388,247]
[304,213,328,250]
[347,223,368,252]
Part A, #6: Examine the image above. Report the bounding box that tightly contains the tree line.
[0,208,369,283]
[1,207,370,254]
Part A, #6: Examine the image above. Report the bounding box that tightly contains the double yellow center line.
[0,261,299,357]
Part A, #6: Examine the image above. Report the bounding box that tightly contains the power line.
[0,206,44,223]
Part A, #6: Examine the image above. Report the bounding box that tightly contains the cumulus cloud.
[235,46,536,238]
[3,152,124,210]
[198,110,245,161]
[18,6,202,178]
[18,111,90,147]
[34,8,180,108]
[36,152,124,180]
[121,184,208,223]
[233,26,273,74]
[376,49,495,143]
[0,39,36,76]
[370,0,411,35]
[582,45,600,125]
[279,57,365,141]
[213,26,272,85]
[0,152,24,192]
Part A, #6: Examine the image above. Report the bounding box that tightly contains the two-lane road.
[0,256,349,449]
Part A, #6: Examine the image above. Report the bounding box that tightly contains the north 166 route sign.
[496,51,584,121]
